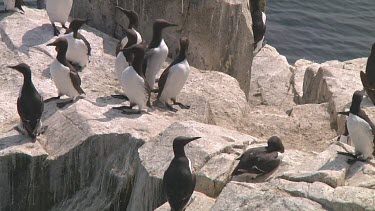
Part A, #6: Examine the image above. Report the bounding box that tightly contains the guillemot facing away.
[157,37,191,112]
[46,0,73,36]
[163,136,200,211]
[45,37,85,108]
[361,43,375,105]
[144,19,177,91]
[338,91,375,164]
[63,19,92,71]
[115,6,142,55]
[8,63,46,141]
[251,0,266,55]
[1,0,24,13]
[232,136,284,178]
[112,43,151,114]
[112,27,138,100]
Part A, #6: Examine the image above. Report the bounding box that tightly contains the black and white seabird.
[115,6,142,55]
[360,43,375,105]
[232,136,284,178]
[163,136,200,211]
[112,27,138,100]
[251,0,266,55]
[157,37,191,112]
[112,43,151,114]
[63,19,92,71]
[8,63,46,140]
[338,91,375,164]
[45,37,85,108]
[144,19,177,91]
[46,0,73,36]
[2,0,24,13]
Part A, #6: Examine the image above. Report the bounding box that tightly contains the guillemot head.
[47,37,68,53]
[172,136,201,157]
[266,136,284,153]
[66,19,88,34]
[350,90,364,114]
[179,37,189,52]
[154,19,177,31]
[119,26,138,48]
[116,6,139,28]
[370,42,375,56]
[123,43,147,57]
[8,63,31,77]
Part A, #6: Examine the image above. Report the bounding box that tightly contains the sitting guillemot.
[360,43,375,105]
[338,91,375,164]
[63,19,92,71]
[8,63,46,141]
[157,37,191,112]
[45,37,85,108]
[232,136,284,178]
[163,136,200,211]
[46,0,73,36]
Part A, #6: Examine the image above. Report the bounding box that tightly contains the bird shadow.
[0,134,33,151]
[94,95,127,107]
[95,107,145,122]
[21,24,55,54]
[42,67,51,78]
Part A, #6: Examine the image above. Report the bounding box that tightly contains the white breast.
[4,0,16,11]
[159,59,190,103]
[115,52,129,82]
[50,59,80,100]
[347,113,374,159]
[188,158,192,174]
[145,39,169,88]
[121,67,147,110]
[119,28,143,50]
[62,33,89,67]
[46,0,73,23]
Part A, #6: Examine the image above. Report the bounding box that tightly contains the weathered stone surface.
[155,191,215,211]
[72,0,254,98]
[211,182,326,210]
[250,45,295,108]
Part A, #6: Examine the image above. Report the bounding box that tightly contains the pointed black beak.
[185,137,201,143]
[166,23,178,27]
[8,65,22,73]
[46,42,56,46]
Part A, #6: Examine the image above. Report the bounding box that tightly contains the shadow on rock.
[21,24,54,52]
[0,134,32,150]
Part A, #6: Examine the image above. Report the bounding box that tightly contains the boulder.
[72,0,254,98]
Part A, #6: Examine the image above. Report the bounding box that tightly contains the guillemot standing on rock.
[251,0,266,56]
[45,37,85,108]
[115,6,142,55]
[232,136,284,178]
[63,19,92,71]
[8,63,46,141]
[163,136,200,211]
[144,19,177,91]
[338,91,375,164]
[46,0,73,36]
[360,43,375,105]
[112,27,138,100]
[112,43,151,114]
[157,37,191,112]
[2,0,25,13]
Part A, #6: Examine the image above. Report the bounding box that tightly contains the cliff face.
[1,4,375,211]
[71,0,254,98]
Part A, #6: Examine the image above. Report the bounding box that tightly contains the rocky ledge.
[0,6,375,211]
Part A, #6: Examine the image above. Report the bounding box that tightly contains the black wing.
[358,109,375,136]
[69,71,85,95]
[157,66,170,99]
[76,32,92,56]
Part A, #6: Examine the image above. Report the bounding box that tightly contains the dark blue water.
[267,0,375,63]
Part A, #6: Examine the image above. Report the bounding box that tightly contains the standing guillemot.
[251,0,266,55]
[157,37,191,112]
[144,19,177,91]
[338,91,375,164]
[112,43,151,114]
[163,136,200,211]
[232,136,284,178]
[63,19,92,71]
[112,27,138,100]
[2,0,24,13]
[46,0,73,36]
[8,63,46,141]
[45,37,85,108]
[115,6,142,55]
[360,43,375,105]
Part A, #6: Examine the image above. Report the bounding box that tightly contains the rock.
[155,191,215,211]
[130,121,259,210]
[211,182,326,210]
[292,59,318,104]
[72,0,254,98]
[250,45,295,108]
